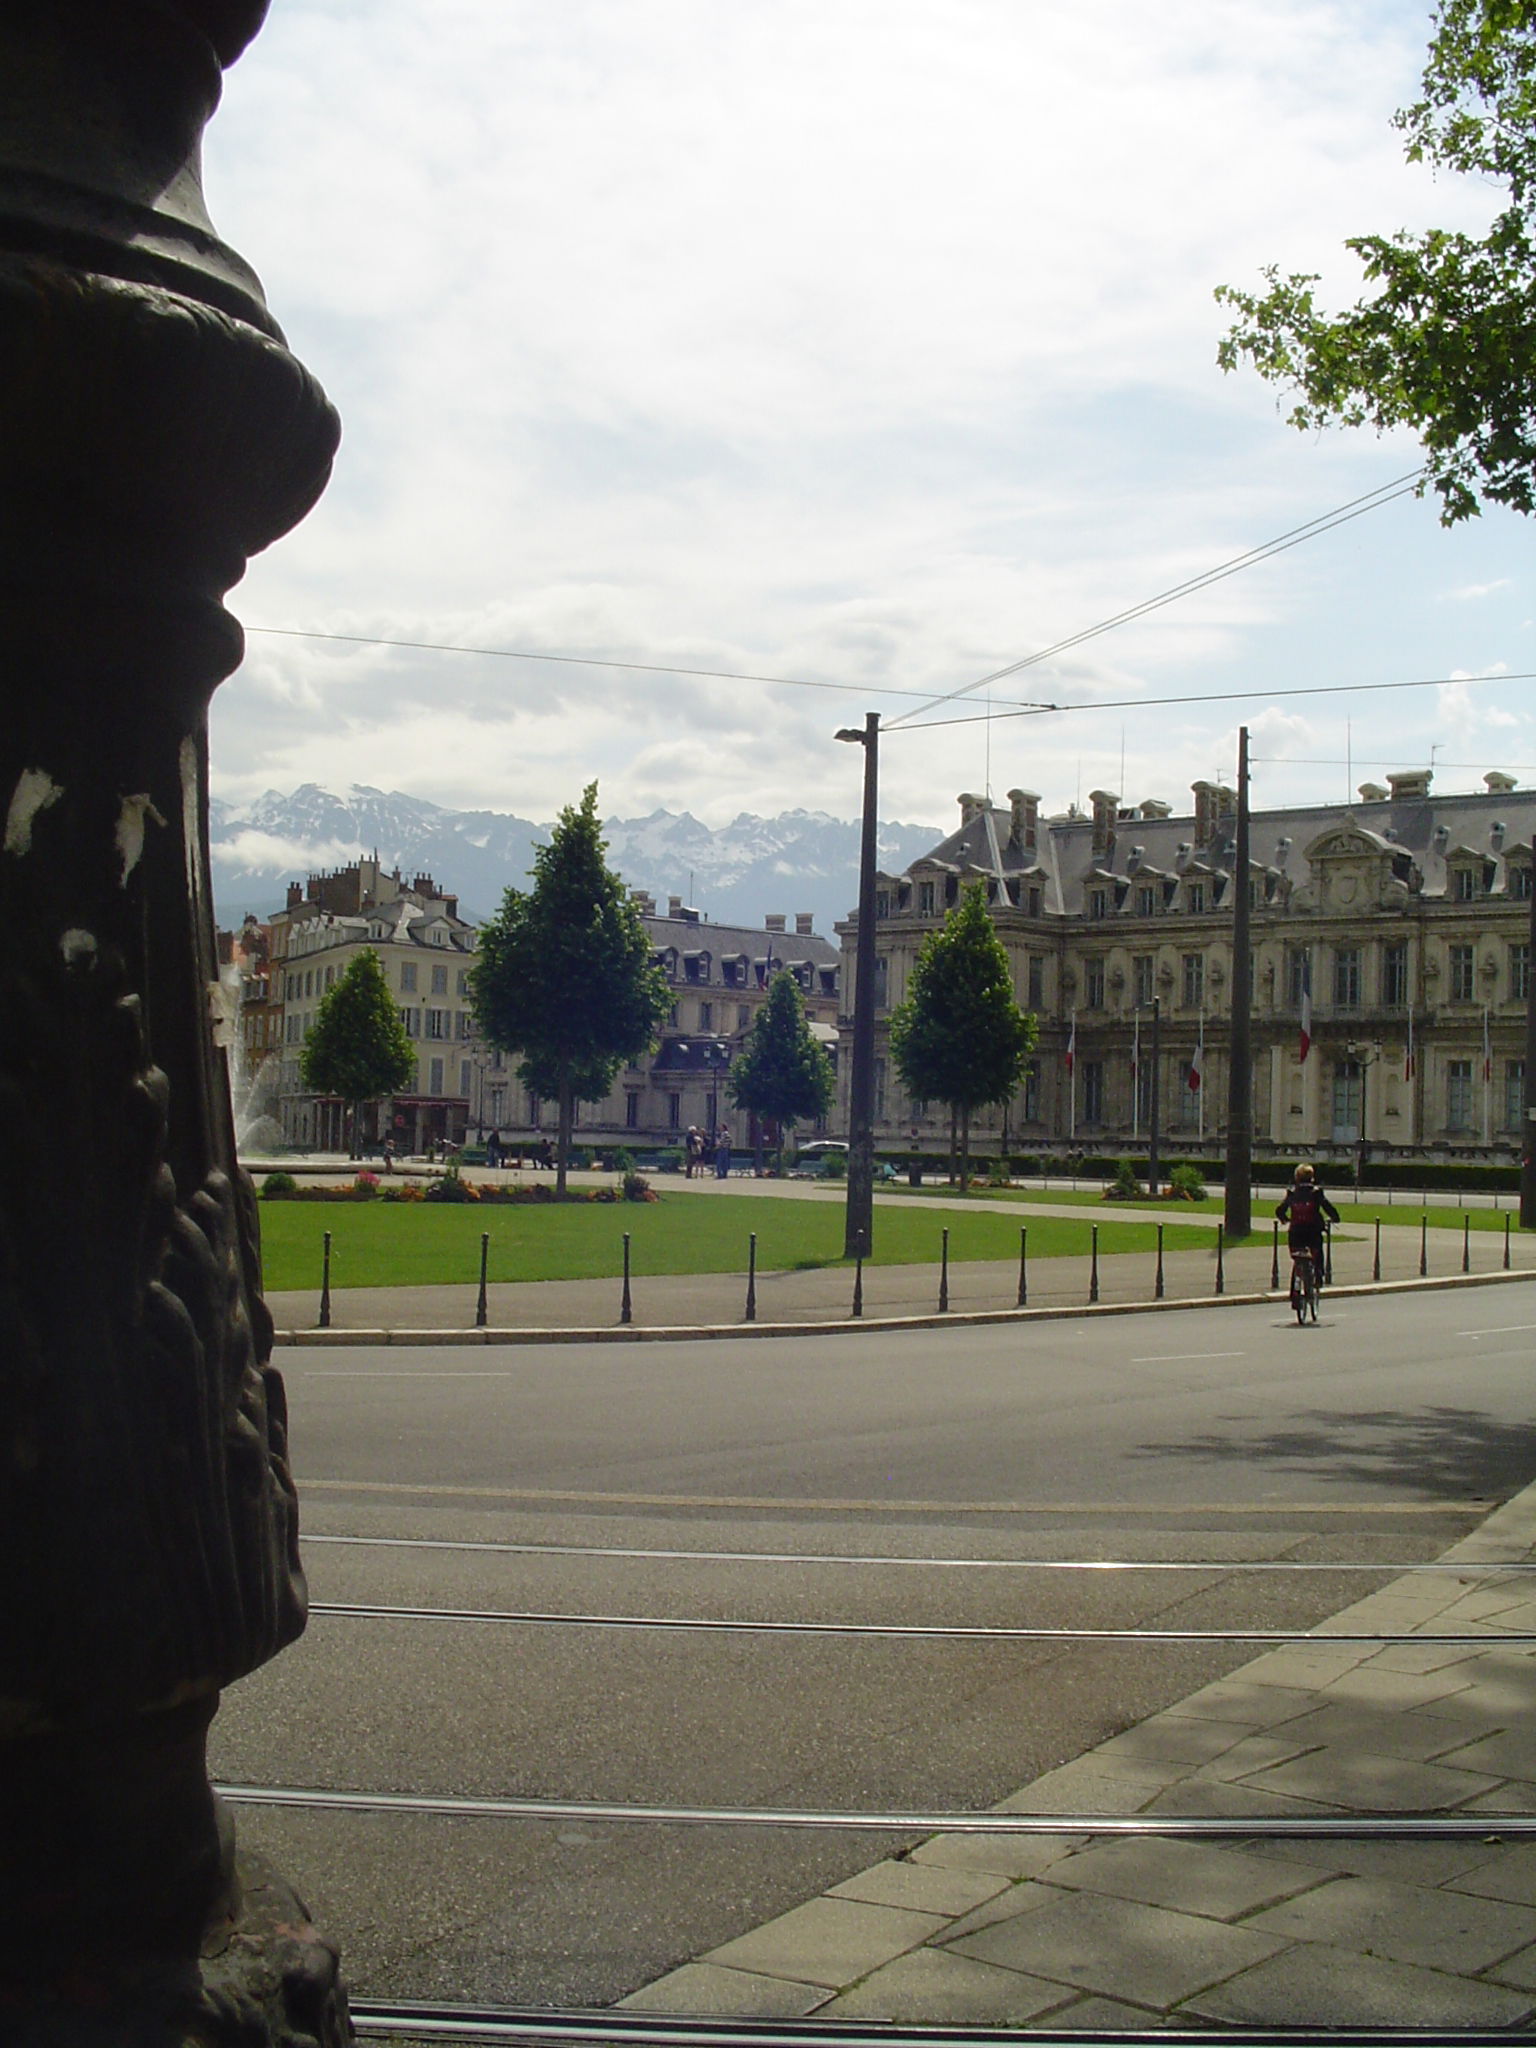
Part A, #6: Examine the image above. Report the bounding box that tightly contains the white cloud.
[202,0,1533,829]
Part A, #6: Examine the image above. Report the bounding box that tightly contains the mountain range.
[209,785,945,939]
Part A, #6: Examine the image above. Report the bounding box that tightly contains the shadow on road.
[1133,1405,1536,1504]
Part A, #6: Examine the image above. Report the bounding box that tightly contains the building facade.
[265,858,479,1153]
[837,771,1533,1168]
[469,896,840,1153]
[237,865,841,1157]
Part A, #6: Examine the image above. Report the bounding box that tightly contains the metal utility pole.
[1225,726,1253,1237]
[1147,996,1162,1195]
[838,713,880,1258]
[1523,840,1536,1230]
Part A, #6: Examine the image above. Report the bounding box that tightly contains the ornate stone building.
[265,857,479,1153]
[837,771,1533,1167]
[471,897,840,1152]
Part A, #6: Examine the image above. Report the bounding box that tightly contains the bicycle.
[1289,1246,1319,1325]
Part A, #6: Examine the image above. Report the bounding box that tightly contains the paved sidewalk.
[618,1481,1536,2029]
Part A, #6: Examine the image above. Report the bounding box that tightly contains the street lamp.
[1345,1040,1382,1191]
[837,713,880,1258]
[1143,996,1162,1195]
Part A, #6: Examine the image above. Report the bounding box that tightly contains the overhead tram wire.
[883,468,1427,732]
[898,669,1536,737]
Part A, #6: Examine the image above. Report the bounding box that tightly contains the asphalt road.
[211,1278,1536,2009]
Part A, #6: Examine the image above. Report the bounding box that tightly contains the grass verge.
[256,1190,1213,1292]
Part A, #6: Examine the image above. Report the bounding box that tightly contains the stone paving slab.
[615,1474,1536,2029]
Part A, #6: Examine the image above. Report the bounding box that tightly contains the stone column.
[0,3,346,2040]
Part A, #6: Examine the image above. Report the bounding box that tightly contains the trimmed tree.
[1217,0,1536,524]
[888,884,1037,1188]
[299,947,416,1157]
[470,783,670,1194]
[728,970,835,1172]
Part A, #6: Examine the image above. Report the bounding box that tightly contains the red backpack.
[1288,1186,1320,1229]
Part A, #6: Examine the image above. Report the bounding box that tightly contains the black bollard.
[476,1230,489,1328]
[621,1232,633,1325]
[1373,1219,1381,1283]
[1505,1214,1513,1271]
[1214,1223,1224,1296]
[1463,1215,1471,1274]
[1017,1225,1028,1307]
[852,1242,864,1319]
[319,1230,333,1330]
[1270,1219,1280,1291]
[1155,1222,1165,1300]
[1420,1213,1429,1277]
[745,1232,757,1321]
[1089,1223,1099,1304]
[1324,1224,1334,1287]
[939,1227,950,1313]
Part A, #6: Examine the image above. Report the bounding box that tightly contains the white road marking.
[1130,1351,1245,1364]
[1456,1325,1536,1339]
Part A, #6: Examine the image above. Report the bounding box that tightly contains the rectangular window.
[458,1061,471,1096]
[1449,943,1475,1002]
[698,1001,713,1031]
[1506,1060,1526,1132]
[918,880,936,916]
[1082,1059,1104,1122]
[400,962,417,993]
[737,1004,750,1029]
[399,1006,421,1038]
[1084,958,1105,1009]
[1333,946,1361,1008]
[1088,888,1108,920]
[1447,1059,1474,1130]
[1383,942,1408,1008]
[426,1008,448,1040]
[875,890,890,920]
[1181,952,1204,1010]
[1133,955,1154,1008]
[625,1093,640,1128]
[874,957,889,1010]
[428,1057,444,1096]
[1513,863,1534,901]
[1454,867,1478,901]
[325,965,335,988]
[1136,885,1157,917]
[431,964,449,995]
[1513,943,1530,1002]
[1186,882,1205,914]
[1027,955,1044,1009]
[457,1011,473,1039]
[457,970,469,995]
[667,1093,681,1129]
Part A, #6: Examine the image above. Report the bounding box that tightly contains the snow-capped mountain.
[210,785,943,937]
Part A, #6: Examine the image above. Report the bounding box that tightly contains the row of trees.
[298,782,1038,1190]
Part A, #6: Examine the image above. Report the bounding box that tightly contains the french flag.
[1065,1011,1076,1075]
[1187,1042,1203,1093]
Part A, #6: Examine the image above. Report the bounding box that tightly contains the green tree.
[470,783,670,1194]
[299,947,416,1157]
[888,884,1036,1188]
[728,970,835,1172]
[1217,0,1536,523]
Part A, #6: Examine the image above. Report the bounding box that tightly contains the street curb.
[270,1262,1535,1348]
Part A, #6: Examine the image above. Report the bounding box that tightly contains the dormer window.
[1453,866,1479,902]
[1087,887,1109,920]
[918,880,936,916]
[1186,882,1205,914]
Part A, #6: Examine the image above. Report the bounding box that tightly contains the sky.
[204,0,1532,836]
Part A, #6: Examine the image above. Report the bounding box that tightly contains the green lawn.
[255,1190,1214,1292]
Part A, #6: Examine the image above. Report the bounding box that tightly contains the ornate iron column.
[0,3,345,2040]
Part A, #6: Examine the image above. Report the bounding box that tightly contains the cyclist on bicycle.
[1277,1163,1339,1289]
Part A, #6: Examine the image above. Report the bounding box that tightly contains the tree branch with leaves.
[1217,0,1536,523]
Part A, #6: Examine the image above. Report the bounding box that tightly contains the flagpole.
[1483,1005,1492,1146]
[1067,1009,1077,1143]
[1197,1008,1206,1141]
